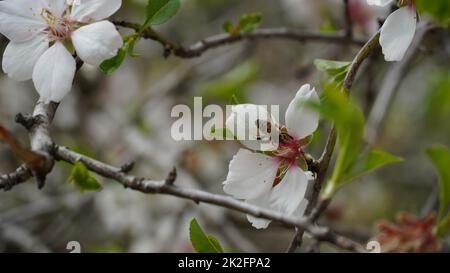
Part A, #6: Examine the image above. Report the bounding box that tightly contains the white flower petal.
[226,104,279,151]
[47,0,68,17]
[269,166,308,216]
[71,20,123,66]
[32,42,76,103]
[294,199,309,218]
[380,7,417,62]
[367,0,393,7]
[2,34,49,81]
[223,149,278,200]
[285,84,320,140]
[70,0,122,22]
[246,193,272,229]
[0,0,46,42]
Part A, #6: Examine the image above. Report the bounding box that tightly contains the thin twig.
[51,145,365,252]
[113,21,365,58]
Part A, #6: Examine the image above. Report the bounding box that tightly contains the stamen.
[41,8,56,27]
[41,8,74,42]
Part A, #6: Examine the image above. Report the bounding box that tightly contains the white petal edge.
[226,104,279,151]
[269,166,309,216]
[366,0,393,7]
[47,0,68,17]
[0,0,46,42]
[32,42,76,103]
[246,192,272,229]
[285,84,320,140]
[2,34,49,81]
[380,7,417,62]
[71,20,123,66]
[223,149,278,200]
[70,0,122,22]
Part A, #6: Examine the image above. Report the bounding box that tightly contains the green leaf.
[312,87,403,198]
[207,235,224,253]
[342,149,404,183]
[426,145,450,225]
[307,87,365,197]
[189,218,223,253]
[69,161,102,192]
[100,40,131,75]
[223,21,234,34]
[314,59,351,86]
[238,13,262,33]
[314,59,351,77]
[145,0,180,26]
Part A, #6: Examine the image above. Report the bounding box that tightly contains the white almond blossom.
[367,0,417,61]
[223,84,320,229]
[0,0,123,102]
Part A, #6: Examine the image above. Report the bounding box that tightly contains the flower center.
[41,8,74,41]
[275,135,302,163]
[272,137,304,187]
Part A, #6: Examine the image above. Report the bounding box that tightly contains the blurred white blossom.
[0,0,123,102]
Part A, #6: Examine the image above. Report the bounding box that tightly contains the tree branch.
[0,102,59,190]
[0,165,32,191]
[113,21,365,58]
[51,145,366,252]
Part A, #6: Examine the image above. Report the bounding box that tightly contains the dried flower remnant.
[372,212,441,253]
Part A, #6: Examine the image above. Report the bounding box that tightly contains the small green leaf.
[69,161,102,192]
[189,218,223,253]
[223,21,234,34]
[314,59,351,86]
[145,0,180,26]
[100,41,131,75]
[342,149,404,183]
[238,13,262,33]
[314,59,351,77]
[426,145,450,230]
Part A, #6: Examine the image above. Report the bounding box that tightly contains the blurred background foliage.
[0,0,449,252]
